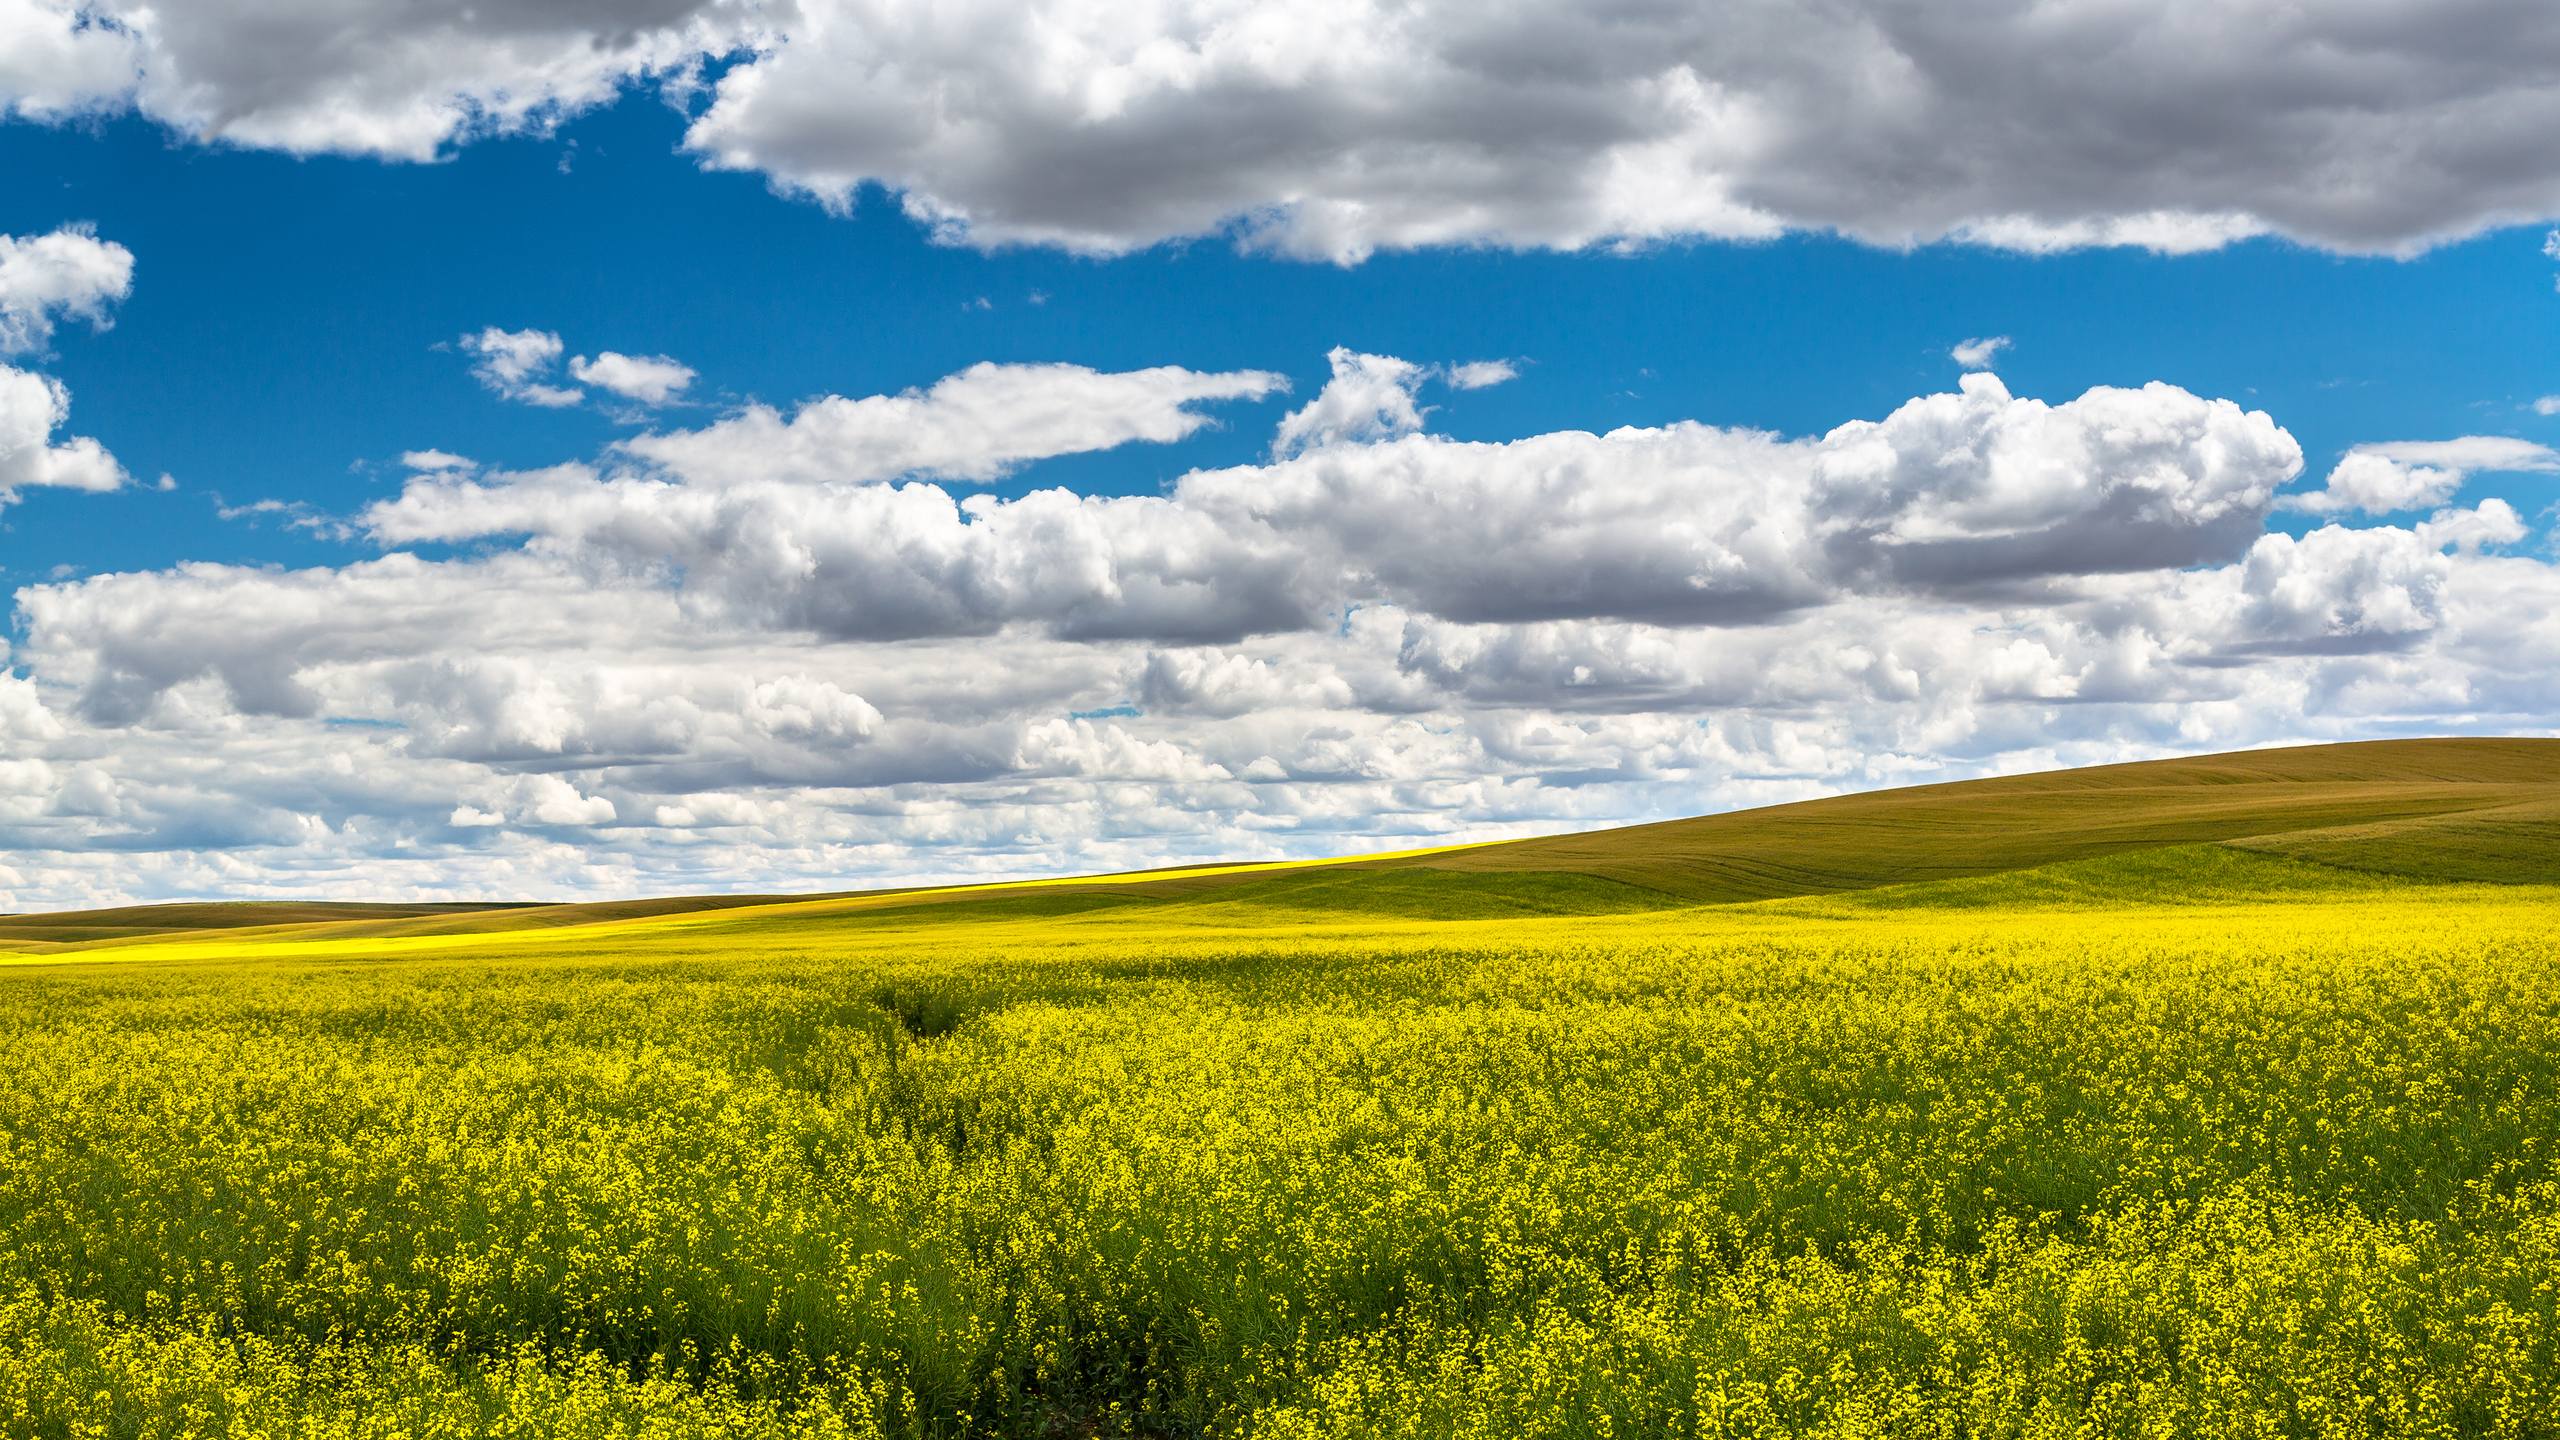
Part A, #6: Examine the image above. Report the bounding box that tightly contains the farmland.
[3,739,2558,1437]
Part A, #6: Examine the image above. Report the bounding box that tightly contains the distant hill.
[6,737,2554,953]
[0,899,512,948]
[1354,736,2560,902]
[0,894,799,953]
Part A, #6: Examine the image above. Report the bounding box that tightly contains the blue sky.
[12,97,2556,587]
[4,1,2560,905]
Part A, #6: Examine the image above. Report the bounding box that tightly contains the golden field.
[3,740,2558,1438]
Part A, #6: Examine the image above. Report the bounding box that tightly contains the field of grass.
[3,740,2557,1437]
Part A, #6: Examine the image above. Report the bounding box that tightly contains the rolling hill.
[1362,735,2560,898]
[4,736,2554,957]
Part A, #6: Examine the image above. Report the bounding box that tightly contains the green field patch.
[1815,842,2430,911]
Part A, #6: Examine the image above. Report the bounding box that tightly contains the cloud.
[367,469,1320,645]
[0,363,125,506]
[746,675,882,743]
[2224,523,2457,654]
[2287,437,2560,515]
[8,350,2559,908]
[0,226,134,509]
[0,0,767,160]
[614,360,1286,488]
[14,4,2560,262]
[1950,336,2010,370]
[358,360,2299,648]
[15,552,626,725]
[1272,349,1428,456]
[0,2,139,123]
[1444,360,1519,392]
[1140,646,1355,718]
[401,449,474,473]
[1807,372,2296,588]
[1270,350,1524,456]
[458,327,583,407]
[452,774,616,829]
[674,1,2560,261]
[2418,498,2529,555]
[0,225,134,355]
[214,497,326,528]
[2296,452,2465,516]
[462,334,704,413]
[569,351,696,406]
[2352,438,2560,474]
[1944,212,2271,257]
[2536,396,2560,417]
[356,360,1303,645]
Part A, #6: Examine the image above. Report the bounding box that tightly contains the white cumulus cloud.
[675,1,2560,261]
[0,226,133,509]
[458,327,583,408]
[2288,437,2560,515]
[1272,349,1429,457]
[616,360,1286,488]
[5,349,2558,909]
[11,3,2560,262]
[0,366,123,505]
[0,225,134,354]
[1444,359,1519,391]
[1950,336,2010,370]
[0,0,770,160]
[570,351,696,406]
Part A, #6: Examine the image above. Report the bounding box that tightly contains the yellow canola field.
[4,871,2558,1438]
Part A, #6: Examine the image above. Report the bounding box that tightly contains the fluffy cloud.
[360,363,2299,645]
[16,553,638,725]
[0,2,136,123]
[453,775,616,829]
[0,225,134,354]
[6,350,2557,909]
[0,0,767,160]
[1809,374,2296,587]
[1270,350,1522,454]
[12,3,2560,261]
[461,332,708,412]
[1271,349,1429,456]
[458,327,582,408]
[2288,437,2560,515]
[2224,524,2461,655]
[0,226,133,509]
[2356,438,2560,474]
[0,364,124,506]
[1950,336,2010,370]
[570,351,696,406]
[370,471,1318,645]
[615,360,1286,487]
[671,0,2560,260]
